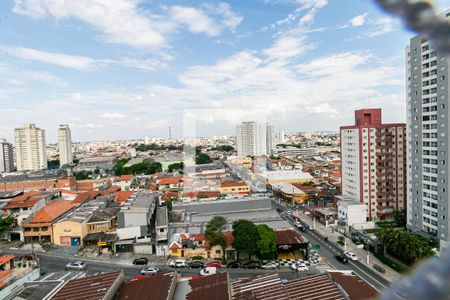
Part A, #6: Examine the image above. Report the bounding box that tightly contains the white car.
[343,251,358,261]
[65,261,87,271]
[261,262,279,269]
[170,259,187,268]
[140,266,160,275]
[200,267,217,276]
[290,263,309,271]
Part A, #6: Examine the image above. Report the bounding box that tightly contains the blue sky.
[0,0,449,142]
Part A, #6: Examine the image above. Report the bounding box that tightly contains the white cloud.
[100,112,126,119]
[3,45,169,72]
[263,35,313,61]
[13,0,243,50]
[350,13,368,27]
[4,46,100,70]
[169,6,221,37]
[13,0,167,49]
[367,17,395,37]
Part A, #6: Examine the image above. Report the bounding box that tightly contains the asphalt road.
[276,200,391,292]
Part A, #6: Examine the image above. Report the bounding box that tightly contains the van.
[200,267,217,276]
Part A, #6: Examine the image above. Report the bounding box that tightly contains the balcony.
[376,178,393,183]
[376,191,395,197]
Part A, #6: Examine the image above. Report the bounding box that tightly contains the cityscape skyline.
[3,0,450,142]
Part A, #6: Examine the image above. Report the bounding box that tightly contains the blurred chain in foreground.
[374,0,450,54]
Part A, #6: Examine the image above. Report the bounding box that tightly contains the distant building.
[14,124,47,171]
[236,121,274,156]
[271,146,317,157]
[340,108,406,221]
[0,139,14,173]
[257,170,314,185]
[58,124,73,166]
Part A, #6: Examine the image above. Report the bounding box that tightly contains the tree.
[205,216,228,261]
[47,159,60,169]
[196,153,212,164]
[232,220,259,260]
[112,158,131,176]
[393,210,406,227]
[168,162,184,173]
[0,215,14,237]
[256,224,277,260]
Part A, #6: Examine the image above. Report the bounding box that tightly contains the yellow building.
[226,156,252,168]
[219,181,250,195]
[52,219,88,247]
[271,182,308,204]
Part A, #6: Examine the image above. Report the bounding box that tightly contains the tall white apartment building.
[341,109,406,221]
[406,9,450,248]
[14,124,47,171]
[236,121,274,156]
[0,139,14,173]
[58,124,73,166]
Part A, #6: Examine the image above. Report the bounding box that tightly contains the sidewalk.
[297,211,402,282]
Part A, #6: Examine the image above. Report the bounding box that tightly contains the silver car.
[65,261,87,271]
[140,266,160,275]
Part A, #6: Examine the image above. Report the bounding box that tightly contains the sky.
[0,0,449,143]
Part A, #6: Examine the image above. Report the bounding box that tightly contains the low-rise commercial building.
[257,170,314,185]
[336,195,372,231]
[219,181,249,195]
[271,182,307,203]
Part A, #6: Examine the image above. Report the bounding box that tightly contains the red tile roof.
[328,271,379,300]
[117,272,176,300]
[220,181,248,188]
[161,191,178,201]
[71,192,91,205]
[0,256,14,266]
[159,176,183,185]
[274,230,304,246]
[2,195,42,210]
[115,191,133,203]
[120,174,133,181]
[186,272,229,300]
[26,200,73,224]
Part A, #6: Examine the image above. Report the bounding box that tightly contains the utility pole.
[344,237,347,250]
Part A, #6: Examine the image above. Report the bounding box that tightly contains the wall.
[52,220,87,246]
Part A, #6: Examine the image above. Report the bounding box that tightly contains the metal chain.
[373,0,450,54]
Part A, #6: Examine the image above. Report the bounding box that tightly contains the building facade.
[0,139,14,173]
[406,12,450,248]
[340,109,406,221]
[14,124,47,172]
[236,121,274,156]
[58,124,73,166]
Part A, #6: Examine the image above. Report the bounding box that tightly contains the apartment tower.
[236,121,274,156]
[14,124,47,171]
[58,124,73,166]
[340,109,406,221]
[406,9,450,248]
[0,139,14,173]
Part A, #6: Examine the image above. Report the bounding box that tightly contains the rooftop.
[271,182,306,195]
[117,272,176,300]
[258,170,314,181]
[174,272,229,300]
[51,271,124,300]
[24,200,73,224]
[274,230,304,246]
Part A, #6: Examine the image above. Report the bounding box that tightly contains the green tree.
[0,215,14,236]
[232,220,259,260]
[112,158,131,176]
[209,145,234,152]
[74,170,93,180]
[196,153,212,164]
[205,216,228,261]
[256,224,277,260]
[47,159,60,169]
[393,210,406,227]
[168,162,184,173]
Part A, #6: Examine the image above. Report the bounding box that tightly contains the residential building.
[0,139,14,173]
[406,11,450,249]
[336,195,369,231]
[58,124,73,166]
[14,124,47,171]
[257,170,314,185]
[219,181,249,195]
[236,121,274,156]
[22,200,74,244]
[340,108,406,221]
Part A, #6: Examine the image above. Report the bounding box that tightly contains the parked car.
[243,261,261,269]
[140,266,160,275]
[133,257,149,265]
[170,259,187,268]
[226,261,241,268]
[290,263,308,271]
[65,261,87,271]
[374,264,386,273]
[200,267,217,276]
[261,262,279,269]
[352,236,362,244]
[206,261,221,269]
[335,255,349,264]
[343,251,358,261]
[188,261,205,269]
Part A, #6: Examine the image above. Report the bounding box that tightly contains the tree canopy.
[209,145,234,152]
[376,228,434,264]
[0,215,14,236]
[256,224,277,260]
[113,158,161,175]
[232,219,259,259]
[205,216,228,260]
[135,143,184,151]
[168,162,184,173]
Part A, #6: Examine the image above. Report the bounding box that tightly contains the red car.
[206,261,221,268]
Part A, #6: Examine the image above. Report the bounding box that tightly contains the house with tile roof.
[22,200,74,244]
